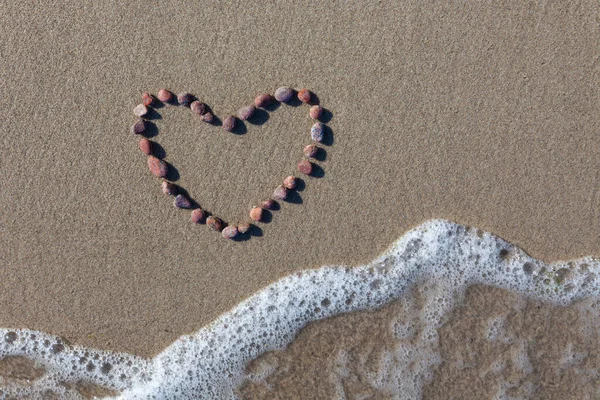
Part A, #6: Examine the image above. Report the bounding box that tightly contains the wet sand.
[240,284,600,399]
[0,0,598,364]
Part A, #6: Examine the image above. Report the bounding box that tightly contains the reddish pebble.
[157,89,173,103]
[283,175,297,190]
[261,199,275,210]
[222,225,238,239]
[254,94,275,108]
[190,101,206,115]
[297,89,311,104]
[273,185,288,200]
[309,105,323,120]
[303,144,319,158]
[133,104,148,117]
[142,92,154,107]
[250,206,263,222]
[201,112,214,123]
[206,216,224,231]
[147,156,168,178]
[298,160,313,175]
[237,223,251,234]
[223,115,236,132]
[139,138,152,155]
[132,119,146,135]
[311,122,325,142]
[177,93,193,107]
[161,181,178,196]
[237,105,256,121]
[174,194,192,209]
[274,87,294,103]
[191,208,206,223]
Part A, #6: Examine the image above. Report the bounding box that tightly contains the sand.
[240,284,600,399]
[0,0,598,371]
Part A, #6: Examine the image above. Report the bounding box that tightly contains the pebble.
[222,225,238,239]
[206,216,224,231]
[274,87,294,103]
[132,119,146,135]
[273,185,288,200]
[157,89,173,103]
[201,112,214,123]
[311,122,325,142]
[177,93,193,107]
[174,194,192,209]
[190,101,206,115]
[309,105,323,120]
[142,92,154,107]
[139,138,152,155]
[303,144,319,158]
[298,160,313,175]
[250,206,263,222]
[133,104,148,117]
[191,208,206,224]
[147,156,168,178]
[261,199,275,210]
[161,181,178,196]
[223,115,236,132]
[237,105,256,121]
[283,175,297,190]
[297,89,311,104]
[237,223,251,234]
[254,94,275,108]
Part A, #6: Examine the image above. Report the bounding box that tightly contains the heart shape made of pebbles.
[130,87,331,240]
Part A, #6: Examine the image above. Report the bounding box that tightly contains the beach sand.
[0,0,598,390]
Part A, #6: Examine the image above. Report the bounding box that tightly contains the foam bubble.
[0,219,599,398]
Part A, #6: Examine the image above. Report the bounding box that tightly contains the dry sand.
[0,0,598,368]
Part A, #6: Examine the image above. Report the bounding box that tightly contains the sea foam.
[0,219,598,398]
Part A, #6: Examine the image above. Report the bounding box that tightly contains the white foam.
[0,219,599,398]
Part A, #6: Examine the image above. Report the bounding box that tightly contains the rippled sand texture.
[241,284,600,399]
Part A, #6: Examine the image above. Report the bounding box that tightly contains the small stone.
[191,208,205,224]
[254,93,275,108]
[311,122,325,142]
[237,105,256,121]
[237,223,251,234]
[177,93,193,107]
[283,175,297,190]
[139,138,152,155]
[132,119,146,135]
[274,87,294,103]
[273,185,288,200]
[142,92,154,106]
[223,115,236,132]
[261,199,275,210]
[250,206,263,222]
[222,225,238,239]
[133,104,148,117]
[206,216,224,231]
[201,112,214,123]
[303,144,319,158]
[309,105,323,120]
[298,160,313,175]
[174,194,192,209]
[147,156,168,178]
[157,89,173,103]
[297,89,311,104]
[190,101,206,115]
[161,181,178,196]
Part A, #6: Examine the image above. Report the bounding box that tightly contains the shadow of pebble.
[263,102,281,112]
[315,147,327,162]
[261,210,273,223]
[310,164,325,178]
[320,108,333,123]
[285,190,303,204]
[231,119,247,135]
[144,108,162,121]
[152,142,167,159]
[295,178,306,192]
[321,126,334,146]
[141,121,158,138]
[165,162,180,182]
[247,109,269,126]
